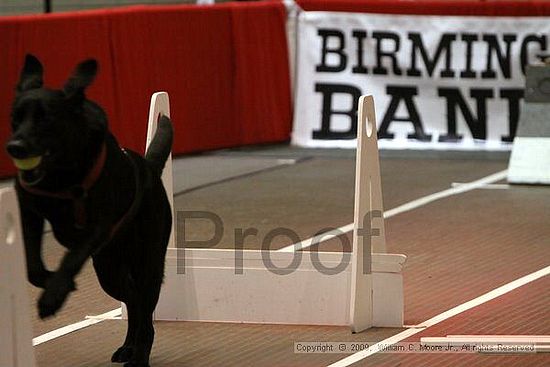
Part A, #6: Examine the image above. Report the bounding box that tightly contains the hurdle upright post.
[349,95,387,333]
[145,92,175,248]
[123,92,174,321]
[0,188,37,367]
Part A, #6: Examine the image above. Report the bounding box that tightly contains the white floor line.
[327,265,550,367]
[278,169,508,252]
[84,313,122,321]
[451,182,510,190]
[33,307,122,346]
[276,158,297,165]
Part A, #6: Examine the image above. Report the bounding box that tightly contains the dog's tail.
[145,115,174,176]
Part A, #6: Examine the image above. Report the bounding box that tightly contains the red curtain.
[0,2,291,178]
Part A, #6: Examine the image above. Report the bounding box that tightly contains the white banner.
[292,12,549,150]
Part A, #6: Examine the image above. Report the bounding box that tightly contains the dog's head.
[7,54,107,187]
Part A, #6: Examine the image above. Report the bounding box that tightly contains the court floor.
[15,145,549,366]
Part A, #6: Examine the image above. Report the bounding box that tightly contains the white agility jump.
[0,188,37,367]
[152,93,406,331]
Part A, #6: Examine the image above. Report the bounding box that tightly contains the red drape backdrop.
[0,1,291,178]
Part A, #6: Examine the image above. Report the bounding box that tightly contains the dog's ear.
[63,59,98,100]
[16,54,44,93]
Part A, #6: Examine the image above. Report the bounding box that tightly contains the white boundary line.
[32,308,121,346]
[31,170,508,345]
[278,170,508,252]
[327,265,550,367]
[451,182,510,190]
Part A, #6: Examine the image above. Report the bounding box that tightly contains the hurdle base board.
[507,137,550,184]
[155,248,405,328]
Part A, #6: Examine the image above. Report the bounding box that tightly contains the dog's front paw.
[38,274,76,319]
[112,345,133,363]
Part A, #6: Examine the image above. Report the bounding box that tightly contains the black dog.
[6,54,173,367]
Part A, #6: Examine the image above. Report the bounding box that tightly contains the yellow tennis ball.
[13,156,42,170]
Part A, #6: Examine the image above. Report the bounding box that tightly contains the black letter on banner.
[313,83,362,140]
[500,89,524,142]
[372,31,402,76]
[481,34,517,79]
[378,85,431,141]
[520,34,548,75]
[261,228,302,275]
[309,227,351,275]
[234,228,258,274]
[438,88,494,142]
[316,29,347,72]
[352,30,369,74]
[407,33,456,78]
[460,33,479,79]
[176,211,223,274]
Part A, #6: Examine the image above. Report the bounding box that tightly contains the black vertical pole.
[44,0,52,13]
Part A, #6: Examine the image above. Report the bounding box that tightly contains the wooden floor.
[18,146,549,367]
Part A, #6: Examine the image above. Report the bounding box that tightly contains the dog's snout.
[6,139,30,159]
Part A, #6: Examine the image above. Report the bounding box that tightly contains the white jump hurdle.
[507,61,550,184]
[0,188,37,367]
[152,93,406,330]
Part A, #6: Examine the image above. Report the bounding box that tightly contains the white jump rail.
[154,94,406,330]
[0,187,37,367]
